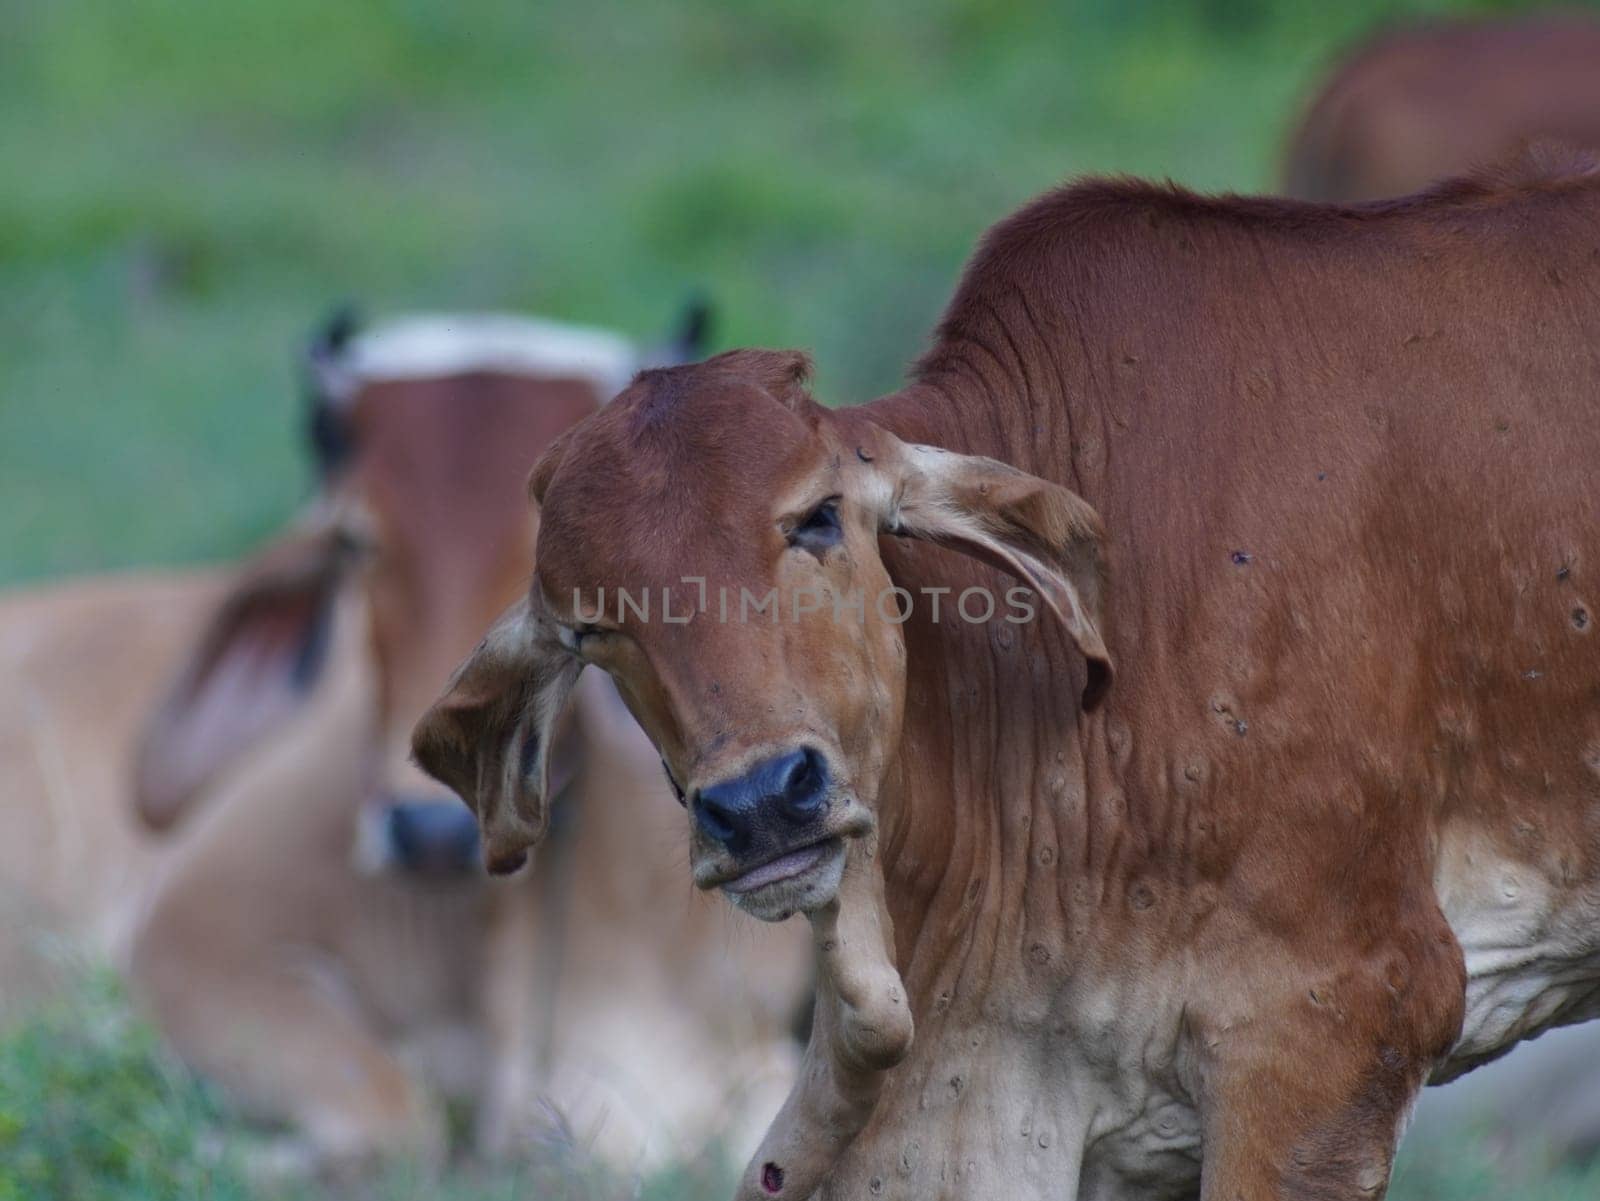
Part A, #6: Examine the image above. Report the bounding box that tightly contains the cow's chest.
[1432,825,1600,1079]
[835,970,1202,1201]
[1075,1077,1203,1201]
[1063,978,1204,1201]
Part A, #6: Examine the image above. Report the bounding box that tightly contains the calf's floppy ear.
[133,520,349,831]
[410,593,582,875]
[874,437,1113,708]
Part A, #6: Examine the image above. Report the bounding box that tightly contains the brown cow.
[125,309,808,1176]
[415,155,1600,1200]
[1285,13,1600,202]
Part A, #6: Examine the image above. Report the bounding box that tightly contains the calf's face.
[413,350,1112,918]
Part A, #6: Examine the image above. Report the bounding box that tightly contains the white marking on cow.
[323,314,640,403]
[1433,828,1600,1078]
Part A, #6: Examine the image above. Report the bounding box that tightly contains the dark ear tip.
[310,303,362,358]
[676,294,714,355]
[486,849,529,876]
[130,780,184,834]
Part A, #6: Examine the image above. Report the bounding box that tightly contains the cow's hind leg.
[129,935,443,1177]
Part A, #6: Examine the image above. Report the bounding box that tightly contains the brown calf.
[417,157,1600,1199]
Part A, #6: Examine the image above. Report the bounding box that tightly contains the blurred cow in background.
[0,570,231,1010]
[0,306,807,1177]
[1284,12,1600,202]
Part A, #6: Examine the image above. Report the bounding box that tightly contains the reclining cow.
[126,308,807,1176]
[415,153,1600,1200]
[1285,12,1600,202]
[0,570,235,1011]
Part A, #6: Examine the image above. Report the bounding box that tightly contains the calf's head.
[413,348,1112,908]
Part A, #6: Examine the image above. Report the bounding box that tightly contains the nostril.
[779,747,828,819]
[694,792,745,851]
[695,749,829,853]
[776,751,808,795]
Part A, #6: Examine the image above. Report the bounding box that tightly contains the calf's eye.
[789,497,843,556]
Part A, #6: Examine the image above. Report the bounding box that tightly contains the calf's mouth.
[709,835,852,922]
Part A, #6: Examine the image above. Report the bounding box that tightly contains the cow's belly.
[1432,826,1600,1081]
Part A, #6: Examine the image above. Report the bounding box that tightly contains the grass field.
[6,0,1600,1197]
[5,976,1600,1201]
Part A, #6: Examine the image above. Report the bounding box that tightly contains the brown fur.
[416,160,1600,1199]
[1285,12,1600,202]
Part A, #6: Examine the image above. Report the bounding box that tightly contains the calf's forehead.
[535,376,833,596]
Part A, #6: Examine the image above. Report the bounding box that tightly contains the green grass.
[0,973,250,1201]
[3,976,1600,1201]
[8,1,1600,1196]
[0,975,739,1201]
[1393,1139,1600,1201]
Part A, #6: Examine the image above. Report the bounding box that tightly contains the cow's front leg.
[1199,1063,1417,1201]
[1195,975,1457,1201]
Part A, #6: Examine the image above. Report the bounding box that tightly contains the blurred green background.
[7,0,1590,588]
[6,0,1600,1197]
